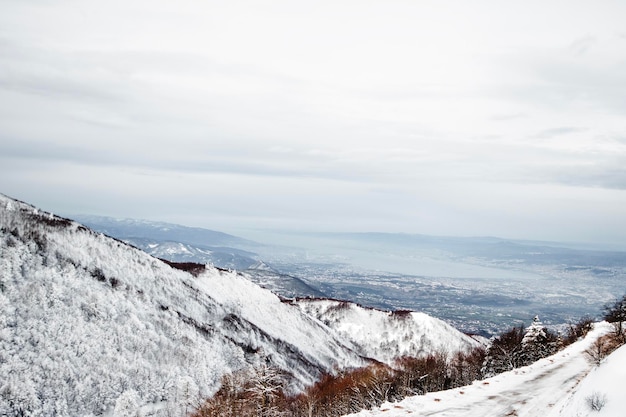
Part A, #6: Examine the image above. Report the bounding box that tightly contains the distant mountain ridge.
[71,214,258,248]
[71,214,262,270]
[288,231,626,266]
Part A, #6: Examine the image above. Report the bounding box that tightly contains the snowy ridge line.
[289,295,485,334]
[290,296,381,310]
[292,298,482,366]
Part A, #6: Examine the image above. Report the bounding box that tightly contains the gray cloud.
[0,136,376,183]
[532,127,588,139]
[489,113,528,122]
[0,40,128,103]
[569,35,596,56]
[494,52,626,114]
[545,164,626,190]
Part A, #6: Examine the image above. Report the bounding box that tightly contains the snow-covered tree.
[0,378,41,417]
[173,376,200,417]
[522,316,546,345]
[246,364,286,417]
[483,316,558,377]
[519,316,557,365]
[113,390,139,417]
[604,295,626,342]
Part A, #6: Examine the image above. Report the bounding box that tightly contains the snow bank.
[551,339,626,417]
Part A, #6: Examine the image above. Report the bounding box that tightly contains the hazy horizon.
[64,209,626,252]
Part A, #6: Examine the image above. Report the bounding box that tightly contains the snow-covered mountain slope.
[553,341,626,417]
[345,322,615,417]
[292,299,482,364]
[0,194,366,416]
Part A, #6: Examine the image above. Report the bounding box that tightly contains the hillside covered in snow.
[0,194,365,416]
[0,194,478,416]
[292,299,481,365]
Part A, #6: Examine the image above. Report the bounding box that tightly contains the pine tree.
[522,316,545,345]
[519,316,557,366]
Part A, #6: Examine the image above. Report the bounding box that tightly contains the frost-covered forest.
[0,194,478,416]
[0,199,235,415]
[0,195,367,416]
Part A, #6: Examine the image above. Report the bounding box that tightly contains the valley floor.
[346,322,613,417]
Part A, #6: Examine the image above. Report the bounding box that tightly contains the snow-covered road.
[346,322,612,417]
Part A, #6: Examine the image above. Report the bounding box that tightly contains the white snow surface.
[553,341,626,417]
[0,194,366,416]
[345,322,619,417]
[294,299,482,365]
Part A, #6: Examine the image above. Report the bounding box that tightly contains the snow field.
[549,342,626,417]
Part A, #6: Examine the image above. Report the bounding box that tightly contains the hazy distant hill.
[71,215,262,270]
[71,215,257,248]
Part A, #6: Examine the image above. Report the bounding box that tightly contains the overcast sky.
[1,0,626,246]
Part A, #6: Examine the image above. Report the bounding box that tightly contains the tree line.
[194,348,486,417]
